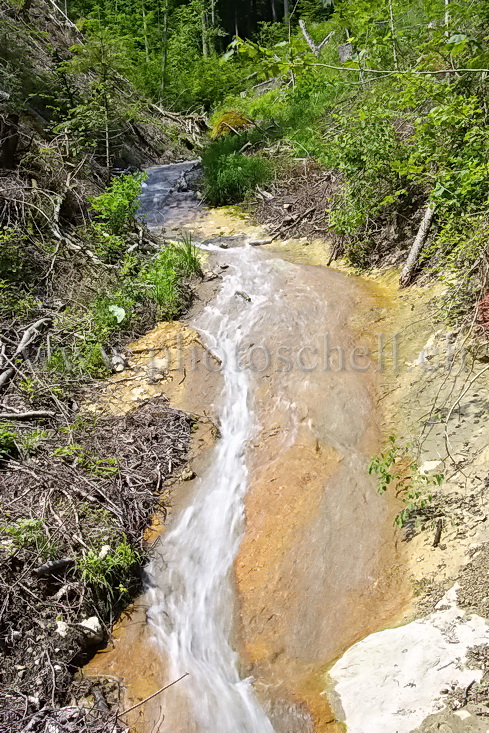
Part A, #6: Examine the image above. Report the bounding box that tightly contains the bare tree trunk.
[201,2,208,57]
[160,0,168,102]
[445,0,450,35]
[299,20,333,57]
[104,106,110,171]
[388,0,399,71]
[283,0,289,22]
[399,203,436,288]
[141,0,150,63]
[271,0,277,22]
[160,0,168,104]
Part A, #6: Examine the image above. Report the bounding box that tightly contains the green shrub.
[89,172,147,236]
[202,135,272,205]
[140,236,201,319]
[0,281,39,320]
[90,290,135,339]
[90,224,127,264]
[53,443,118,476]
[368,436,444,528]
[1,518,58,559]
[0,423,18,458]
[0,228,43,287]
[77,537,139,600]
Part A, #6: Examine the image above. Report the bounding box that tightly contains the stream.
[86,162,408,732]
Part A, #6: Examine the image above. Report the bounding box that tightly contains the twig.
[118,673,189,716]
[444,364,489,459]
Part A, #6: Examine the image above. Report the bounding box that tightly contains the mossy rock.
[210,110,253,139]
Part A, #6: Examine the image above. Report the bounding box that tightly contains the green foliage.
[368,436,444,527]
[0,423,18,459]
[202,134,272,205]
[1,518,57,559]
[0,281,39,320]
[76,538,139,600]
[45,232,200,378]
[140,235,201,318]
[90,290,135,336]
[89,172,147,236]
[48,342,109,379]
[17,429,48,459]
[91,227,127,264]
[53,443,118,477]
[0,422,48,461]
[0,228,39,285]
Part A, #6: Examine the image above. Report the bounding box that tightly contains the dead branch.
[0,317,51,391]
[399,202,436,287]
[33,557,75,577]
[299,20,334,57]
[0,410,56,420]
[118,673,189,717]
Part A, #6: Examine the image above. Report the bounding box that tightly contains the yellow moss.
[210,110,253,139]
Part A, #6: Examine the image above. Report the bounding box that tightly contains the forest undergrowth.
[0,1,205,727]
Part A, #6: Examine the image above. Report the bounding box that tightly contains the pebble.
[56,620,69,638]
[78,616,104,645]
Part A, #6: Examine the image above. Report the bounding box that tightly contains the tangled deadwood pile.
[251,160,425,269]
[251,161,338,252]
[0,698,124,733]
[0,398,192,731]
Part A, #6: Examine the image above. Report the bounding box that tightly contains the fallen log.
[399,202,436,288]
[33,557,75,577]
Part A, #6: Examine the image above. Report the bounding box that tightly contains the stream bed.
[84,163,408,732]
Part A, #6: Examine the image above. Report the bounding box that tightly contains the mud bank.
[321,268,489,731]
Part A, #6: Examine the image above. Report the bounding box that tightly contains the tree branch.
[399,202,436,288]
[298,20,333,57]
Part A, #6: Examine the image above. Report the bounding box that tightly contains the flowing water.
[85,163,408,731]
[146,247,279,732]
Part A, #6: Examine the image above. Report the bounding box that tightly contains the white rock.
[79,616,104,644]
[329,585,489,733]
[55,620,69,638]
[419,460,444,475]
[454,710,472,720]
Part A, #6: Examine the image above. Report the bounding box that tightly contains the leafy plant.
[0,281,39,320]
[76,538,139,600]
[18,429,48,459]
[89,172,147,237]
[0,423,18,458]
[1,518,57,559]
[202,134,272,205]
[53,443,118,477]
[368,436,444,527]
[140,236,201,318]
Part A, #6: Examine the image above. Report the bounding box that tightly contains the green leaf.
[108,305,126,323]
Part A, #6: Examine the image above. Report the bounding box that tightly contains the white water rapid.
[146,245,276,733]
